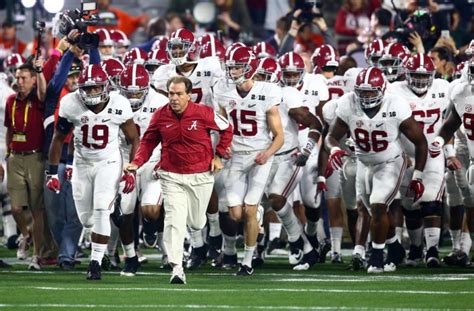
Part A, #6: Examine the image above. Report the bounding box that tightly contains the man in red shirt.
[125,76,233,284]
[4,59,46,270]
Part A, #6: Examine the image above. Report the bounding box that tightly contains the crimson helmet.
[354,67,387,109]
[145,49,169,74]
[95,28,114,47]
[199,41,226,65]
[151,36,169,51]
[365,39,387,67]
[3,53,25,75]
[379,42,410,82]
[225,46,257,84]
[253,57,281,83]
[225,42,247,59]
[311,44,339,74]
[196,34,220,55]
[278,52,306,87]
[110,29,130,49]
[78,64,110,106]
[101,58,125,89]
[404,53,435,94]
[167,28,195,65]
[119,64,150,111]
[253,41,277,59]
[123,48,148,65]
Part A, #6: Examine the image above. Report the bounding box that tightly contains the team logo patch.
[81,116,89,124]
[409,103,416,110]
[356,120,364,128]
[229,100,236,109]
[466,104,472,113]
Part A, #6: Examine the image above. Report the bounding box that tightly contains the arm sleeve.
[47,50,75,97]
[132,111,162,167]
[204,107,233,157]
[43,53,61,83]
[89,48,101,65]
[56,116,74,135]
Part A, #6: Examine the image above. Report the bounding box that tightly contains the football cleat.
[186,245,208,270]
[160,254,172,270]
[331,252,344,264]
[86,260,102,280]
[383,262,397,272]
[288,237,304,265]
[293,249,319,271]
[367,249,384,273]
[251,245,265,268]
[306,234,319,249]
[456,252,472,267]
[318,238,331,263]
[350,253,365,271]
[235,264,254,276]
[16,234,31,260]
[266,238,287,255]
[207,235,223,262]
[405,244,424,267]
[385,240,406,267]
[222,254,238,270]
[425,246,441,268]
[120,256,139,277]
[28,255,41,271]
[442,249,461,266]
[170,266,186,284]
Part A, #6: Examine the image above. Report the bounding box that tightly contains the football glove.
[121,172,136,194]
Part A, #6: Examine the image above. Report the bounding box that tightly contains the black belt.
[276,147,298,156]
[11,149,41,156]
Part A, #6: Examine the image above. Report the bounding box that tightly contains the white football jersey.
[59,91,133,163]
[215,80,282,152]
[280,86,304,152]
[298,73,329,113]
[151,57,224,109]
[119,88,168,162]
[452,81,474,157]
[336,92,412,165]
[324,75,355,101]
[389,79,450,157]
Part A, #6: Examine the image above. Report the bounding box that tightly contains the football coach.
[125,76,233,284]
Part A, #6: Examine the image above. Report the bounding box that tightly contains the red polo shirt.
[132,101,233,174]
[4,90,45,152]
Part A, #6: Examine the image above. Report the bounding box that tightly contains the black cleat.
[235,264,254,276]
[186,245,208,270]
[120,256,139,276]
[306,234,319,249]
[425,246,441,268]
[406,244,423,267]
[293,249,319,270]
[456,252,472,267]
[86,260,102,280]
[318,238,331,263]
[288,237,304,265]
[252,244,265,268]
[443,249,461,266]
[386,240,406,266]
[222,254,238,270]
[367,249,384,273]
[266,238,286,255]
[208,235,222,263]
[350,253,365,271]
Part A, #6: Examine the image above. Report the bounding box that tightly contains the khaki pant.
[159,170,214,266]
[7,153,44,210]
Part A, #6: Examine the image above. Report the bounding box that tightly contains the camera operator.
[280,5,335,57]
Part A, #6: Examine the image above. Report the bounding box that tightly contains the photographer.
[280,7,335,56]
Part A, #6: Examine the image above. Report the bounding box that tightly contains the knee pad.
[402,207,422,219]
[92,208,112,236]
[219,212,238,236]
[78,211,94,229]
[305,207,320,222]
[420,202,443,218]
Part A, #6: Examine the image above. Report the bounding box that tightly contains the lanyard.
[11,98,30,132]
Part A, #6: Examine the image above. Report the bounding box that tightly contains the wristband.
[412,169,423,181]
[316,176,326,183]
[303,137,317,155]
[443,144,455,158]
[330,146,341,155]
[48,164,58,174]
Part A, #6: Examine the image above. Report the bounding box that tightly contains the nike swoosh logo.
[248,104,256,108]
[165,124,173,128]
[376,123,383,127]
[102,119,110,122]
[194,80,202,86]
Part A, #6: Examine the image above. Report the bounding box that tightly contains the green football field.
[0,247,473,310]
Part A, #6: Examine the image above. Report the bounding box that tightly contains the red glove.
[429,137,444,158]
[328,147,349,170]
[316,176,328,193]
[324,162,334,178]
[121,172,136,194]
[46,174,60,194]
[406,170,424,202]
[64,164,73,181]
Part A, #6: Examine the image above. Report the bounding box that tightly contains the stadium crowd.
[0,0,474,283]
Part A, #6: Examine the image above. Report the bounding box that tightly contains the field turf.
[0,247,473,310]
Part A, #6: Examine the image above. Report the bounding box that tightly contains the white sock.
[242,245,255,267]
[305,221,318,237]
[450,229,461,250]
[424,227,441,249]
[223,234,237,256]
[207,212,221,237]
[329,227,343,254]
[353,244,365,257]
[91,242,107,263]
[276,202,303,243]
[407,227,423,247]
[395,227,403,243]
[460,232,472,255]
[317,219,326,240]
[189,228,205,248]
[372,242,385,250]
[3,214,17,238]
[269,222,282,241]
[122,242,136,258]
